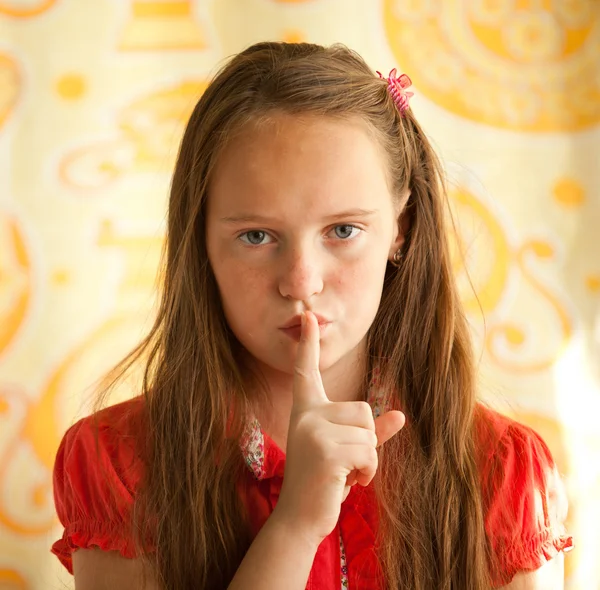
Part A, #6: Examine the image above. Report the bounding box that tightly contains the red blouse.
[51,392,573,589]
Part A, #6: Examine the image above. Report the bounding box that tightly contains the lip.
[279,321,331,342]
[279,311,330,330]
[279,313,330,329]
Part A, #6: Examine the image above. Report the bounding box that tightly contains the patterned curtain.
[0,1,598,588]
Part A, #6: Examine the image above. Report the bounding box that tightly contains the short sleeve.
[481,418,574,587]
[51,401,147,574]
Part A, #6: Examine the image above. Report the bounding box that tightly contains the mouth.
[279,321,331,342]
[279,313,331,329]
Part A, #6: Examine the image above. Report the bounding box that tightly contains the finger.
[339,444,378,485]
[342,477,360,503]
[342,484,352,502]
[326,423,378,447]
[321,401,376,432]
[292,311,329,408]
[345,413,405,489]
[346,468,371,489]
[374,411,406,448]
[345,470,358,487]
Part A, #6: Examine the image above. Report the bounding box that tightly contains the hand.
[272,310,406,544]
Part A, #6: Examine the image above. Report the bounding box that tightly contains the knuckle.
[367,446,378,463]
[293,413,316,439]
[293,366,308,378]
[356,401,374,420]
[356,401,372,414]
[369,431,378,447]
[294,366,319,380]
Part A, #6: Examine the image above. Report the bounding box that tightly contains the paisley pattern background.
[0,1,598,588]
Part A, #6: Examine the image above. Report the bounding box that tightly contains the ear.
[388,189,411,259]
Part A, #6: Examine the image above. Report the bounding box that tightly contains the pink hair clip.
[376,68,414,115]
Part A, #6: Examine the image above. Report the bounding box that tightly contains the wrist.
[269,506,324,552]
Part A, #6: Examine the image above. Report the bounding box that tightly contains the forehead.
[206,113,393,220]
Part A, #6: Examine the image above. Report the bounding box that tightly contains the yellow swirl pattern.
[486,240,574,373]
[0,54,20,129]
[0,215,31,355]
[0,0,56,17]
[448,186,511,314]
[58,81,208,189]
[1,2,598,588]
[382,0,600,131]
[0,569,27,589]
[119,1,207,50]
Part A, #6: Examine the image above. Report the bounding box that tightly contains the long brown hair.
[94,42,492,589]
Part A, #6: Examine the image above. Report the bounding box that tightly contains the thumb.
[292,311,329,410]
[374,410,406,448]
[344,412,405,489]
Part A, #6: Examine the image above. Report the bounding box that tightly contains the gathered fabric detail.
[494,527,574,585]
[50,398,149,574]
[478,415,574,587]
[52,518,140,573]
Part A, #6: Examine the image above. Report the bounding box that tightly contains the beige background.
[0,0,599,588]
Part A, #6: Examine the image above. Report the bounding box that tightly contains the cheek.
[331,255,386,294]
[330,256,388,326]
[214,261,268,317]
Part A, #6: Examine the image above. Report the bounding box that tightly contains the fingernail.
[301,312,306,328]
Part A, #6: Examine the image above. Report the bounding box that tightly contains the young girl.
[51,42,573,590]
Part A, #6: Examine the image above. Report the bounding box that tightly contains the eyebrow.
[220,208,378,224]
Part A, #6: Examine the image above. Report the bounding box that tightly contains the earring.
[390,248,403,267]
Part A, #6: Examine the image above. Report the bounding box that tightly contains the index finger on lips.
[292,310,329,408]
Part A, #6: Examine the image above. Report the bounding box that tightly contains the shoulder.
[473,402,553,458]
[472,403,573,587]
[55,396,148,486]
[51,396,149,573]
[473,402,562,503]
[66,394,147,438]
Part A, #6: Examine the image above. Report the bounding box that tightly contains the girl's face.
[206,114,404,376]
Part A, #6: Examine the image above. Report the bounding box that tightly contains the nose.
[278,245,324,301]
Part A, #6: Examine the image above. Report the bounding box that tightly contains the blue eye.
[239,231,271,246]
[333,225,360,239]
[238,225,361,247]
